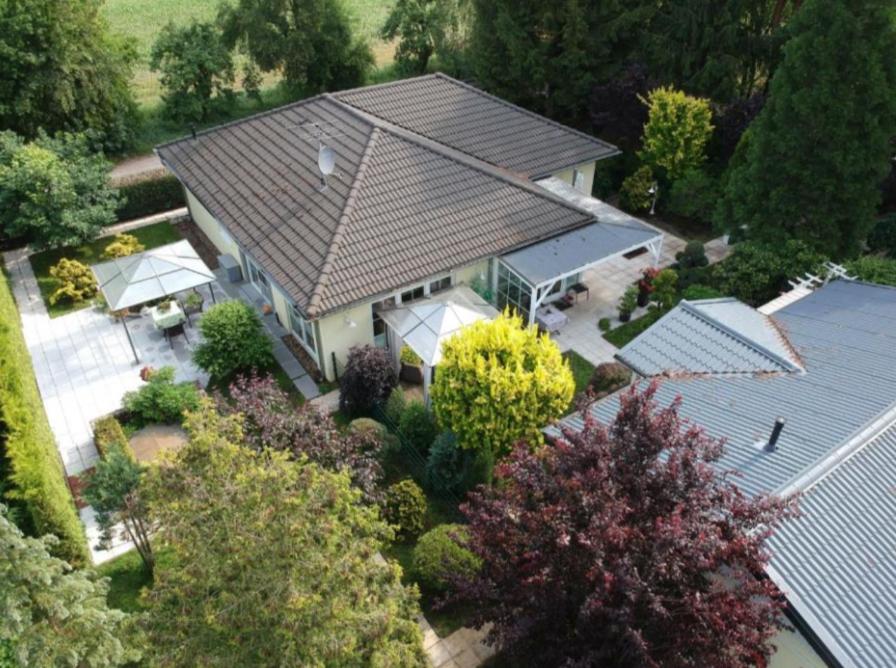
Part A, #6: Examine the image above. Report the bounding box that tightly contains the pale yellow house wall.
[768,628,827,668]
[317,301,376,379]
[454,259,490,285]
[551,161,596,195]
[184,189,239,259]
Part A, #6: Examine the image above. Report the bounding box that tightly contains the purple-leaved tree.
[454,382,796,668]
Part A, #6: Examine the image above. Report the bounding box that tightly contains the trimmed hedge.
[0,269,88,565]
[114,170,185,222]
[92,415,133,460]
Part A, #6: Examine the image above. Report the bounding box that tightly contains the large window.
[496,262,532,322]
[289,304,317,359]
[245,255,273,302]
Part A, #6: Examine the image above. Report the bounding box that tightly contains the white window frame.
[288,303,318,363]
[572,167,586,193]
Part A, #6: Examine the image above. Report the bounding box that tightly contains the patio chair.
[162,322,190,349]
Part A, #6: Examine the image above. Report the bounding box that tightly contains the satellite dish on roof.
[317,145,336,191]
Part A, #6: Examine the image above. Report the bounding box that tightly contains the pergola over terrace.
[91,239,217,363]
[497,177,664,326]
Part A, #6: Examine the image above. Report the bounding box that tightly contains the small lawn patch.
[562,350,595,410]
[207,362,305,406]
[603,307,666,349]
[96,546,175,612]
[30,222,183,318]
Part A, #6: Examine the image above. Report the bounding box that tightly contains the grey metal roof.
[157,92,596,317]
[553,280,896,499]
[498,177,662,286]
[91,240,215,310]
[615,298,802,376]
[335,74,619,177]
[767,418,896,668]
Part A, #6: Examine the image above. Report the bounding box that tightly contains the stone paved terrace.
[3,239,320,563]
[550,235,731,365]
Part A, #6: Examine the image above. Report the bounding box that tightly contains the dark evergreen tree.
[717,0,896,258]
[0,0,138,152]
[469,0,653,125]
[643,0,788,102]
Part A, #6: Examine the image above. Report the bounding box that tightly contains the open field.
[103,0,396,106]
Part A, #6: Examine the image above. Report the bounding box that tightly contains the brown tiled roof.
[157,76,606,316]
[335,74,618,177]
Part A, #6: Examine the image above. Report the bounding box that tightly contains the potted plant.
[399,344,424,384]
[637,267,659,307]
[158,299,172,312]
[182,290,204,315]
[261,303,273,315]
[618,287,638,323]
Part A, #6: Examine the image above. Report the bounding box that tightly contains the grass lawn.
[103,0,395,108]
[97,546,175,612]
[603,307,666,349]
[29,222,183,318]
[207,363,306,406]
[562,350,595,410]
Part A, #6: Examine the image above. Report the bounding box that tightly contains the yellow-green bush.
[638,86,714,180]
[48,258,96,305]
[101,233,145,259]
[430,312,574,462]
[92,415,134,461]
[0,269,88,564]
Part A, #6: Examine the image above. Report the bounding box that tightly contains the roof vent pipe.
[765,417,786,452]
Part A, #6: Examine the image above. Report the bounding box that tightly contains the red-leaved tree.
[453,383,796,668]
[218,372,383,502]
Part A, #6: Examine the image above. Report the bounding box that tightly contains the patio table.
[149,303,186,330]
[535,304,569,333]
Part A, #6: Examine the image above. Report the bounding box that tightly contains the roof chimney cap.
[764,417,786,452]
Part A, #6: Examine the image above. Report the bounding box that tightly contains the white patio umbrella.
[376,287,498,405]
[91,239,217,363]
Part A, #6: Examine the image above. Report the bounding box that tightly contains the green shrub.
[123,366,200,425]
[101,233,144,259]
[618,286,638,317]
[598,317,611,332]
[866,214,896,256]
[589,362,632,395]
[92,416,130,459]
[667,170,720,226]
[412,524,481,592]
[711,240,827,306]
[651,268,678,310]
[349,417,388,440]
[398,401,438,456]
[114,172,186,222]
[48,258,97,305]
[384,479,427,537]
[383,387,406,426]
[845,256,896,286]
[0,271,87,564]
[619,165,654,213]
[682,284,724,300]
[675,241,709,269]
[426,431,479,497]
[193,301,273,381]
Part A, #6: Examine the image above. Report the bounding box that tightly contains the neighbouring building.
[157,73,662,381]
[554,279,896,668]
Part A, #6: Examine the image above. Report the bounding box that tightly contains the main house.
[156,73,662,381]
[555,279,896,668]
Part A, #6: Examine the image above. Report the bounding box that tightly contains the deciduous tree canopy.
[0,131,120,249]
[140,399,425,666]
[218,0,373,94]
[0,0,138,152]
[454,384,795,667]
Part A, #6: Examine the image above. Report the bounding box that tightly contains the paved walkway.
[129,424,188,463]
[423,619,494,668]
[110,153,163,181]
